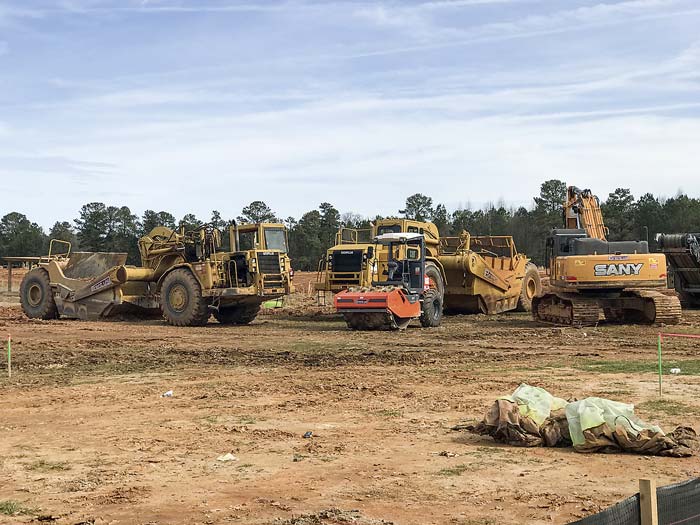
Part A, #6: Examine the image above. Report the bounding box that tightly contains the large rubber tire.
[425,261,445,298]
[160,269,210,326]
[420,288,443,327]
[516,262,542,312]
[678,290,700,309]
[214,304,261,325]
[19,269,58,320]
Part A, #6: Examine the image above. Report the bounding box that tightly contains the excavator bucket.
[334,287,421,330]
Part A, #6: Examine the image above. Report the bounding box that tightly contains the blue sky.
[1,0,699,227]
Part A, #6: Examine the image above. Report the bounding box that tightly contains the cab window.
[377,225,400,235]
[239,231,256,250]
[264,228,288,253]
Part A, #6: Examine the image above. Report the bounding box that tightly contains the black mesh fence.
[569,494,640,525]
[657,477,700,525]
[569,478,700,525]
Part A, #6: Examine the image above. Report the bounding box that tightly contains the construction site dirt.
[1,273,700,525]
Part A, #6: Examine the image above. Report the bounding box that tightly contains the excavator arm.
[564,186,608,240]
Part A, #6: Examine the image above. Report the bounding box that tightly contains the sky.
[1,0,700,228]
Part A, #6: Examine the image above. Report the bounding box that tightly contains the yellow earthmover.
[439,232,540,314]
[319,218,541,316]
[19,223,294,326]
[315,219,441,294]
[532,186,681,326]
[314,226,375,294]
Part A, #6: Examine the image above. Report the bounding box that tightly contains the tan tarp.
[467,384,699,457]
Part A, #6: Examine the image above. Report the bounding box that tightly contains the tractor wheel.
[19,269,58,320]
[420,288,443,328]
[516,263,542,312]
[425,261,445,298]
[214,304,261,325]
[161,269,210,326]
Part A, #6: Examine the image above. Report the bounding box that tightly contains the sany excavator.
[334,233,442,330]
[532,186,681,326]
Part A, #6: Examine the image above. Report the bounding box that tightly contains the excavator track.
[534,290,682,327]
[627,289,682,325]
[533,293,600,327]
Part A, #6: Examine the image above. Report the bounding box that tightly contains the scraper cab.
[334,233,443,330]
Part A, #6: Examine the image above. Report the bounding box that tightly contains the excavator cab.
[544,229,587,267]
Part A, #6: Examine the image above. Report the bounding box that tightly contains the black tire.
[19,269,58,320]
[678,291,700,309]
[420,288,443,327]
[214,304,261,325]
[425,261,445,298]
[160,268,210,326]
[516,262,542,312]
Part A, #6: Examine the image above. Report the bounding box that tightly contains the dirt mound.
[277,508,394,525]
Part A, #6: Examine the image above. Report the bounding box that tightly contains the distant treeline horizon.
[1,180,699,270]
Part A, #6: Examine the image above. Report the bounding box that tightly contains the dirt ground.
[1,278,700,525]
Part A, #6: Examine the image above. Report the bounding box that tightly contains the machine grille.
[331,250,362,273]
[257,252,281,274]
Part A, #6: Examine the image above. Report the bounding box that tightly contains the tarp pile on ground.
[466,384,699,457]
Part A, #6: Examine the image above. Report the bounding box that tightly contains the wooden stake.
[6,263,12,293]
[640,478,658,525]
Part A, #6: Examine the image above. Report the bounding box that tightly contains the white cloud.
[34,1,309,15]
[1,0,699,225]
[349,0,698,58]
[4,87,699,227]
[0,5,46,25]
[417,0,537,8]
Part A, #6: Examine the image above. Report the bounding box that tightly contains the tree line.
[1,180,699,270]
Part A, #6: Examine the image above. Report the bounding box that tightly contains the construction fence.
[571,478,700,525]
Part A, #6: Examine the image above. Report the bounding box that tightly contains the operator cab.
[372,232,426,297]
[237,224,289,253]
